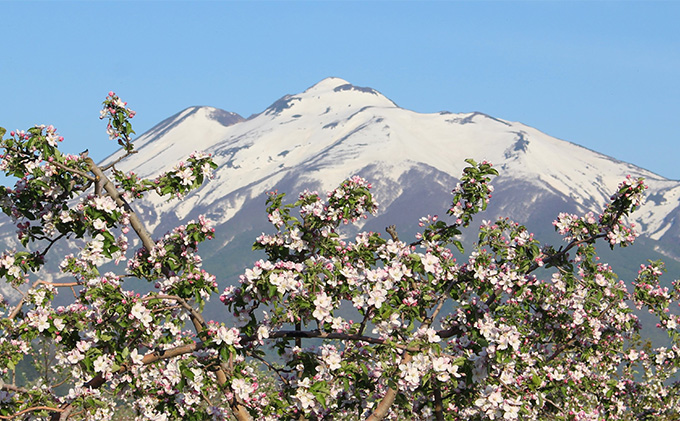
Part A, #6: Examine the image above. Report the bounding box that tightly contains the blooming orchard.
[0,95,679,420]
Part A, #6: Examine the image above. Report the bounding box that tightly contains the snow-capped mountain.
[100,77,680,265]
[2,77,679,304]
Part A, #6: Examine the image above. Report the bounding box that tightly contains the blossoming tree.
[0,95,678,420]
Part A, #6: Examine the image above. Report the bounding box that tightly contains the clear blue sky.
[2,1,679,179]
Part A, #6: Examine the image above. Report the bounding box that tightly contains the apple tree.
[0,95,678,420]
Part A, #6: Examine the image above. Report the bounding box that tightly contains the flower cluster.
[128,216,217,303]
[148,152,218,199]
[100,91,137,152]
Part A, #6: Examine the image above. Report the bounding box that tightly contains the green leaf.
[219,346,230,361]
[99,332,113,342]
[181,365,195,380]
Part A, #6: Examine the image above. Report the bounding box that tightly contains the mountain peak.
[261,78,398,117]
[304,78,398,106]
[305,77,352,92]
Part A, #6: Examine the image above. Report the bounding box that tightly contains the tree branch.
[433,382,445,421]
[248,329,422,353]
[367,291,444,419]
[366,352,411,421]
[48,159,95,181]
[528,233,607,274]
[84,158,155,252]
[0,406,64,420]
[8,279,82,320]
[100,150,137,172]
[386,225,399,242]
[147,294,207,335]
[0,383,29,394]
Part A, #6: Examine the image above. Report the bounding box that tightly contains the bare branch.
[386,225,399,242]
[0,383,29,394]
[0,406,64,420]
[367,352,412,421]
[84,157,155,252]
[100,150,137,172]
[8,279,82,320]
[7,295,26,320]
[527,233,607,274]
[48,159,95,181]
[146,294,207,334]
[433,382,445,421]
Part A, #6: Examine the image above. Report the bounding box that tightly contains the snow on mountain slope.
[113,106,244,179]
[93,77,680,261]
[2,77,679,303]
[1,78,679,302]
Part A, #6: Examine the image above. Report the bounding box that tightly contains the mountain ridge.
[1,78,678,304]
[96,78,679,262]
